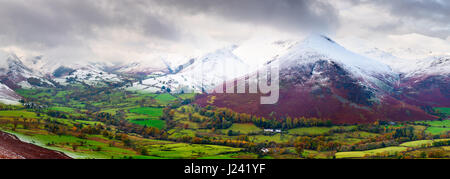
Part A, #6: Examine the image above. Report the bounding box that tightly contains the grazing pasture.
[154,94,177,104]
[130,119,166,129]
[336,147,408,159]
[144,143,242,159]
[129,107,163,118]
[220,123,261,134]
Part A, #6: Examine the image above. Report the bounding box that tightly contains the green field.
[130,107,163,115]
[288,126,355,136]
[129,107,163,118]
[144,143,242,159]
[130,119,166,129]
[154,94,177,104]
[418,119,450,135]
[49,107,75,113]
[336,147,408,159]
[426,127,450,135]
[249,134,291,143]
[15,89,48,98]
[328,131,379,145]
[198,152,259,159]
[176,93,196,100]
[422,120,450,127]
[220,123,261,134]
[435,107,450,115]
[400,140,433,148]
[288,127,332,135]
[400,139,450,148]
[0,110,39,118]
[169,129,196,139]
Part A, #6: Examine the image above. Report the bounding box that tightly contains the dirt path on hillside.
[0,131,72,159]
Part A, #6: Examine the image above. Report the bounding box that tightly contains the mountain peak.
[200,45,242,64]
[304,34,337,44]
[301,34,345,52]
[285,34,396,76]
[276,34,399,92]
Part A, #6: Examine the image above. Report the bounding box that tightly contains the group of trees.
[289,123,444,156]
[0,104,21,110]
[47,110,68,119]
[10,117,41,131]
[293,136,343,152]
[90,111,167,139]
[433,140,450,147]
[170,135,254,149]
[252,116,333,130]
[179,104,333,130]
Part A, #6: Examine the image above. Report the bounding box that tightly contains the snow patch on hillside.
[0,52,54,89]
[338,37,450,77]
[0,83,20,105]
[54,64,122,85]
[130,45,250,93]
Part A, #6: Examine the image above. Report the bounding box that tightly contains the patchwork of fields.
[0,87,449,159]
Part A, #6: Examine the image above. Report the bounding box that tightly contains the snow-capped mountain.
[21,55,127,86]
[196,35,436,123]
[52,63,124,86]
[0,33,447,115]
[112,61,167,75]
[126,38,298,93]
[21,55,62,76]
[129,45,250,93]
[111,53,194,75]
[278,35,399,93]
[0,52,54,89]
[337,38,449,107]
[0,51,127,89]
[393,56,450,107]
[0,52,130,104]
[402,56,450,78]
[233,38,298,69]
[338,37,450,77]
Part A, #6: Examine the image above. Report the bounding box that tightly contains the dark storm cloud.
[349,0,450,39]
[1,0,447,59]
[0,0,339,51]
[0,0,179,48]
[157,0,339,33]
[358,0,449,21]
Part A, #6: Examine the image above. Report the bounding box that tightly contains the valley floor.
[0,86,448,159]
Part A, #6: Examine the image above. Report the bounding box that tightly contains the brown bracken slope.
[0,131,71,159]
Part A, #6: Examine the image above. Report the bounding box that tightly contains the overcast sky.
[0,0,449,64]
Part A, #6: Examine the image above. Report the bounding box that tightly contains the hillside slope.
[0,131,71,159]
[196,35,438,124]
[0,83,20,105]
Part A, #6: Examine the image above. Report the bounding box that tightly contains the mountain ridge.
[195,35,442,123]
[0,35,447,124]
